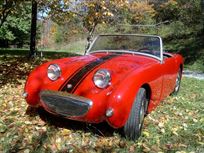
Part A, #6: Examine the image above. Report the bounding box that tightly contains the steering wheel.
[137,48,152,54]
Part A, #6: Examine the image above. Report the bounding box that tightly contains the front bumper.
[40,90,93,117]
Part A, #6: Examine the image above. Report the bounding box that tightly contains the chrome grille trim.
[40,90,92,117]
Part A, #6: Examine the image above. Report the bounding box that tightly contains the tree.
[154,0,203,50]
[0,0,23,28]
[129,1,156,25]
[34,0,203,59]
[37,0,128,38]
[201,0,204,33]
[0,1,31,47]
[30,0,37,57]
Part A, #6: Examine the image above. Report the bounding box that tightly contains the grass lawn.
[184,59,204,73]
[0,54,203,152]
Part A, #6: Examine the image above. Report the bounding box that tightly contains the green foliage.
[156,0,203,52]
[0,2,31,47]
[0,0,203,65]
[185,59,204,72]
[0,0,24,26]
[0,25,15,41]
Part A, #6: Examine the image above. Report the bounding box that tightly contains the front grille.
[40,90,92,117]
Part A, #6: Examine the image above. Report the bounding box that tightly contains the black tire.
[124,88,148,140]
[172,68,182,95]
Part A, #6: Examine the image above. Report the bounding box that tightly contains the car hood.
[45,52,157,93]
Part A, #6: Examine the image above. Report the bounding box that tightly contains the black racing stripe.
[60,54,119,93]
[59,56,105,91]
[59,65,87,91]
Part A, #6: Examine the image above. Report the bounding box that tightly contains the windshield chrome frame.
[86,34,164,63]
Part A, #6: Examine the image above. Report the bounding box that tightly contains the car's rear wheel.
[124,88,148,140]
[172,68,182,95]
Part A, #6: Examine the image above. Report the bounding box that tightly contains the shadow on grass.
[38,107,117,137]
[0,49,80,88]
[26,106,117,138]
[23,106,122,152]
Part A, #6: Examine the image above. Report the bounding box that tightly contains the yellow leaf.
[173,131,178,136]
[143,131,150,137]
[61,129,70,136]
[161,128,165,133]
[158,122,164,128]
[193,119,198,123]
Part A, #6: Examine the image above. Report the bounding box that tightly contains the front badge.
[67,84,73,89]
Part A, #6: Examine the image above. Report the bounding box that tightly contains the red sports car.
[23,34,183,140]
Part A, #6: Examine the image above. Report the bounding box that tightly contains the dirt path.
[183,70,204,80]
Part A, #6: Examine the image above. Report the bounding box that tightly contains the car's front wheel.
[124,88,148,140]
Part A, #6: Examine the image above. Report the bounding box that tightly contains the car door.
[161,57,177,99]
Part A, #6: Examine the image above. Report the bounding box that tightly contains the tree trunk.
[85,23,97,53]
[29,0,37,57]
[202,0,204,33]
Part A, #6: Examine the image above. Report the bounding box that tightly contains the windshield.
[88,35,162,60]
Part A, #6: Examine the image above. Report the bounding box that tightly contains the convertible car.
[23,34,183,140]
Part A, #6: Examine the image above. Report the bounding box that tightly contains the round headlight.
[47,64,61,81]
[93,69,111,88]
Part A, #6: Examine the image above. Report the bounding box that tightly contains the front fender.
[24,61,65,106]
[106,70,150,128]
[24,64,47,106]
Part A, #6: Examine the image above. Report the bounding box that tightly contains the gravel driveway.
[183,70,204,80]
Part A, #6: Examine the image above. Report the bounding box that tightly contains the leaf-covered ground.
[0,55,204,153]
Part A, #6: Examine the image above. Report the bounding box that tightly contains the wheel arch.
[141,83,151,102]
[179,64,183,79]
[141,83,152,114]
[180,64,183,71]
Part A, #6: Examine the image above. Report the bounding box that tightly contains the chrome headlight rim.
[47,64,61,81]
[93,69,111,89]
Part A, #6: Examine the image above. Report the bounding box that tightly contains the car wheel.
[124,88,148,140]
[172,68,182,95]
